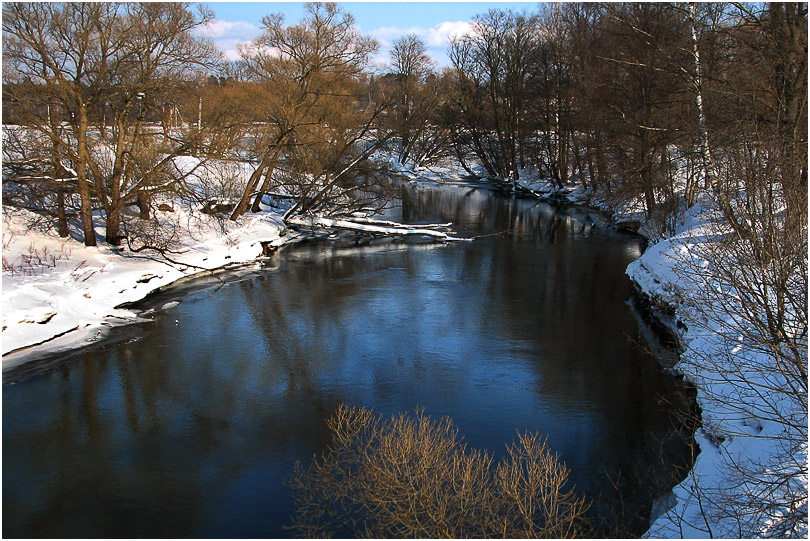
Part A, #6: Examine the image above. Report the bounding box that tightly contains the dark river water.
[3,181,694,538]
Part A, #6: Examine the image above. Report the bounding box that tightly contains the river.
[3,180,694,537]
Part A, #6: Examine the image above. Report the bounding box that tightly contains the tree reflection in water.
[3,182,694,537]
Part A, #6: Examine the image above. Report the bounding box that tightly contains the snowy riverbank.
[627,200,807,538]
[2,205,291,371]
[501,163,806,537]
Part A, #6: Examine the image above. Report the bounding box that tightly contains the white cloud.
[195,19,262,62]
[219,41,253,62]
[369,25,421,47]
[368,20,473,48]
[426,21,474,46]
[197,19,261,40]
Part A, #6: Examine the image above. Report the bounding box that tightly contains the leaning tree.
[230,2,394,223]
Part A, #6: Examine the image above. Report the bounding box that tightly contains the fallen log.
[284,215,467,242]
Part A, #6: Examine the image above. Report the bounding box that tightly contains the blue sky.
[201,2,541,67]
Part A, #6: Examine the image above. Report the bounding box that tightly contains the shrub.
[286,404,592,538]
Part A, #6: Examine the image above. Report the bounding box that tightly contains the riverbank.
[518,173,807,536]
[2,205,291,370]
[627,199,806,538]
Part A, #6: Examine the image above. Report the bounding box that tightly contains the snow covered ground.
[515,164,807,537]
[627,200,807,539]
[2,204,291,370]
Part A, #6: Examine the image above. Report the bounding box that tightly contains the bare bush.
[2,240,72,277]
[286,404,592,538]
[179,161,248,209]
[669,174,807,536]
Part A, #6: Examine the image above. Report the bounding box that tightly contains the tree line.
[3,2,805,244]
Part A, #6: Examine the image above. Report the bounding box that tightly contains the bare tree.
[3,2,220,246]
[598,4,694,224]
[3,2,119,245]
[531,4,578,189]
[230,2,392,223]
[448,9,542,185]
[385,35,448,167]
[287,404,592,538]
[705,2,808,249]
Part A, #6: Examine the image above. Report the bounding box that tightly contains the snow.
[624,199,808,539]
[285,215,467,241]
[2,204,290,368]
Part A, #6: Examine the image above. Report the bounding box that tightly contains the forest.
[3,3,805,244]
[2,2,807,538]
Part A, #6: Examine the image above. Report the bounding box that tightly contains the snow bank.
[2,205,289,368]
[626,200,807,539]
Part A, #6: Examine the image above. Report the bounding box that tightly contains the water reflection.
[3,182,692,538]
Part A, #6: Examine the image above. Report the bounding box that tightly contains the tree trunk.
[595,134,609,194]
[137,192,151,219]
[571,133,586,190]
[106,202,125,246]
[586,133,598,192]
[48,103,70,238]
[642,167,656,218]
[450,127,476,176]
[106,136,126,246]
[56,187,69,238]
[230,154,271,221]
[558,130,569,185]
[769,3,807,234]
[250,146,284,213]
[689,2,717,200]
[75,107,97,247]
[231,138,287,221]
